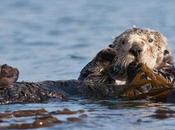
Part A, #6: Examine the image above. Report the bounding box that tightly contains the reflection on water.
[1,100,175,130]
[0,108,86,129]
[149,108,175,120]
[0,0,175,129]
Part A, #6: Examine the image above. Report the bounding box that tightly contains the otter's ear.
[163,49,173,64]
[109,44,115,48]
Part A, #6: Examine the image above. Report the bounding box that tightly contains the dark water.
[0,0,175,129]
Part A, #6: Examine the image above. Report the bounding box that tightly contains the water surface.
[0,0,175,129]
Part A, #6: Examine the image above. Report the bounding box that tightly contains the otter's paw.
[127,62,142,82]
[0,64,19,88]
[97,48,116,62]
[108,64,126,80]
[141,64,172,88]
[120,64,173,100]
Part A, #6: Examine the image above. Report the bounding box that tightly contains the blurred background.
[0,0,175,81]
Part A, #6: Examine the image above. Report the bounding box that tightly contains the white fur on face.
[128,34,146,45]
[113,28,168,70]
[131,33,157,69]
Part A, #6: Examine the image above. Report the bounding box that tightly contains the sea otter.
[79,28,174,86]
[0,28,175,104]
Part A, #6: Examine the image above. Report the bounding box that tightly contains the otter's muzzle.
[129,44,142,57]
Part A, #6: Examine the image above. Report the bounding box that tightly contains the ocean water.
[0,0,175,129]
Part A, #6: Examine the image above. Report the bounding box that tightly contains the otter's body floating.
[0,78,175,104]
[0,28,175,104]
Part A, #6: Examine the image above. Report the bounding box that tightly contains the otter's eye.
[164,50,169,55]
[148,38,154,43]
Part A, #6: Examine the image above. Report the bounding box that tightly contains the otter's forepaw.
[97,48,117,62]
[127,62,142,82]
[120,64,173,100]
[141,64,172,88]
[108,64,126,80]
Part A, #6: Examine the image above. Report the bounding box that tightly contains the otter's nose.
[129,44,142,57]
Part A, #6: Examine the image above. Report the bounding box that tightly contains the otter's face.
[110,28,170,70]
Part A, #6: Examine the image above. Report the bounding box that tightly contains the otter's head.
[109,28,171,71]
